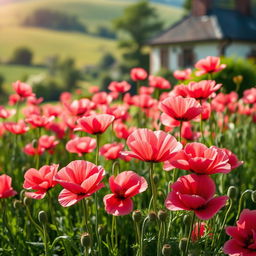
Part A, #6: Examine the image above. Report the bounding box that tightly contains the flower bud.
[183,214,191,225]
[132,210,142,223]
[98,225,104,235]
[80,232,91,248]
[23,197,31,206]
[233,75,243,84]
[32,139,38,148]
[251,191,256,203]
[162,244,171,256]
[13,200,23,209]
[148,211,157,222]
[179,238,188,252]
[153,174,159,185]
[38,211,47,225]
[20,189,25,199]
[158,210,167,222]
[227,186,238,199]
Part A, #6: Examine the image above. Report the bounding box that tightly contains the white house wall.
[150,41,256,74]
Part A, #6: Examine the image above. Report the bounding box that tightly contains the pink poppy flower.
[100,142,124,160]
[130,67,148,82]
[8,94,20,106]
[192,222,212,242]
[88,86,100,94]
[26,115,54,128]
[113,121,135,140]
[38,135,59,152]
[108,81,131,94]
[92,92,112,105]
[12,80,33,98]
[173,68,192,81]
[23,164,58,199]
[220,148,243,170]
[4,121,29,134]
[159,96,203,121]
[27,95,44,105]
[42,104,62,117]
[60,92,72,104]
[139,86,154,95]
[65,98,92,116]
[223,209,256,256]
[121,128,182,162]
[149,76,171,90]
[195,56,226,76]
[132,94,156,109]
[243,88,256,105]
[0,106,15,119]
[54,160,105,207]
[0,174,17,199]
[164,142,231,174]
[186,80,222,100]
[165,174,228,220]
[23,142,45,156]
[103,171,148,216]
[66,137,96,156]
[76,114,115,134]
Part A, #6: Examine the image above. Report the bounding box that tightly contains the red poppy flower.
[88,86,100,94]
[159,96,203,121]
[173,68,192,81]
[66,136,96,156]
[23,142,45,156]
[243,88,256,105]
[65,98,92,116]
[130,67,148,81]
[103,171,148,216]
[4,120,29,134]
[60,92,72,104]
[220,148,243,170]
[42,104,62,117]
[100,142,124,160]
[149,76,171,90]
[23,164,58,199]
[108,81,131,93]
[122,128,182,162]
[38,135,59,152]
[192,222,212,242]
[132,94,157,109]
[0,174,17,199]
[164,142,231,175]
[139,86,154,95]
[223,209,256,256]
[195,56,226,76]
[27,95,44,105]
[0,106,15,119]
[186,80,222,100]
[26,115,54,128]
[165,174,228,220]
[8,94,20,106]
[92,92,112,105]
[54,160,105,207]
[113,121,135,140]
[76,114,115,134]
[13,80,34,98]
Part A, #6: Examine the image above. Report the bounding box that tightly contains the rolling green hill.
[0,0,183,67]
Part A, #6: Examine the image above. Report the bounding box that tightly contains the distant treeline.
[23,9,86,32]
[22,9,116,39]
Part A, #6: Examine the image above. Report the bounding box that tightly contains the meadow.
[0,56,255,256]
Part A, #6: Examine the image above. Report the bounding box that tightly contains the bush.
[10,47,33,66]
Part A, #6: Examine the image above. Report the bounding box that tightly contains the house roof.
[148,9,256,45]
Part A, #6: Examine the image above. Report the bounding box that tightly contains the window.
[160,47,169,69]
[180,48,194,68]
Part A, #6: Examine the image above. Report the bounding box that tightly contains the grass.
[0,64,46,91]
[0,27,119,67]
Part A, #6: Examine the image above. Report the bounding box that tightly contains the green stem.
[157,222,163,256]
[236,190,253,220]
[200,100,205,143]
[185,212,195,255]
[140,217,149,256]
[43,224,50,256]
[179,121,182,142]
[149,162,157,212]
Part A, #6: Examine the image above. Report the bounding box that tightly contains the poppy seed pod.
[80,233,91,248]
[158,210,167,222]
[132,210,142,223]
[179,238,188,252]
[162,244,171,256]
[227,186,238,199]
[38,211,47,225]
[251,191,256,203]
[148,211,157,222]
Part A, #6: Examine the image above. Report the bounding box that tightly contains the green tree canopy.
[113,0,163,69]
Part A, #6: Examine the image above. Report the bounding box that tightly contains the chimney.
[235,0,251,16]
[192,0,211,16]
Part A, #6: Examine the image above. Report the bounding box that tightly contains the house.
[148,0,256,74]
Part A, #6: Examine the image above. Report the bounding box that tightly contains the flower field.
[0,56,256,256]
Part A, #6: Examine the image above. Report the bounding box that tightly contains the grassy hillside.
[0,0,183,68]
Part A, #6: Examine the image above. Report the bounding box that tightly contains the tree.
[11,47,33,65]
[183,0,192,11]
[113,0,163,70]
